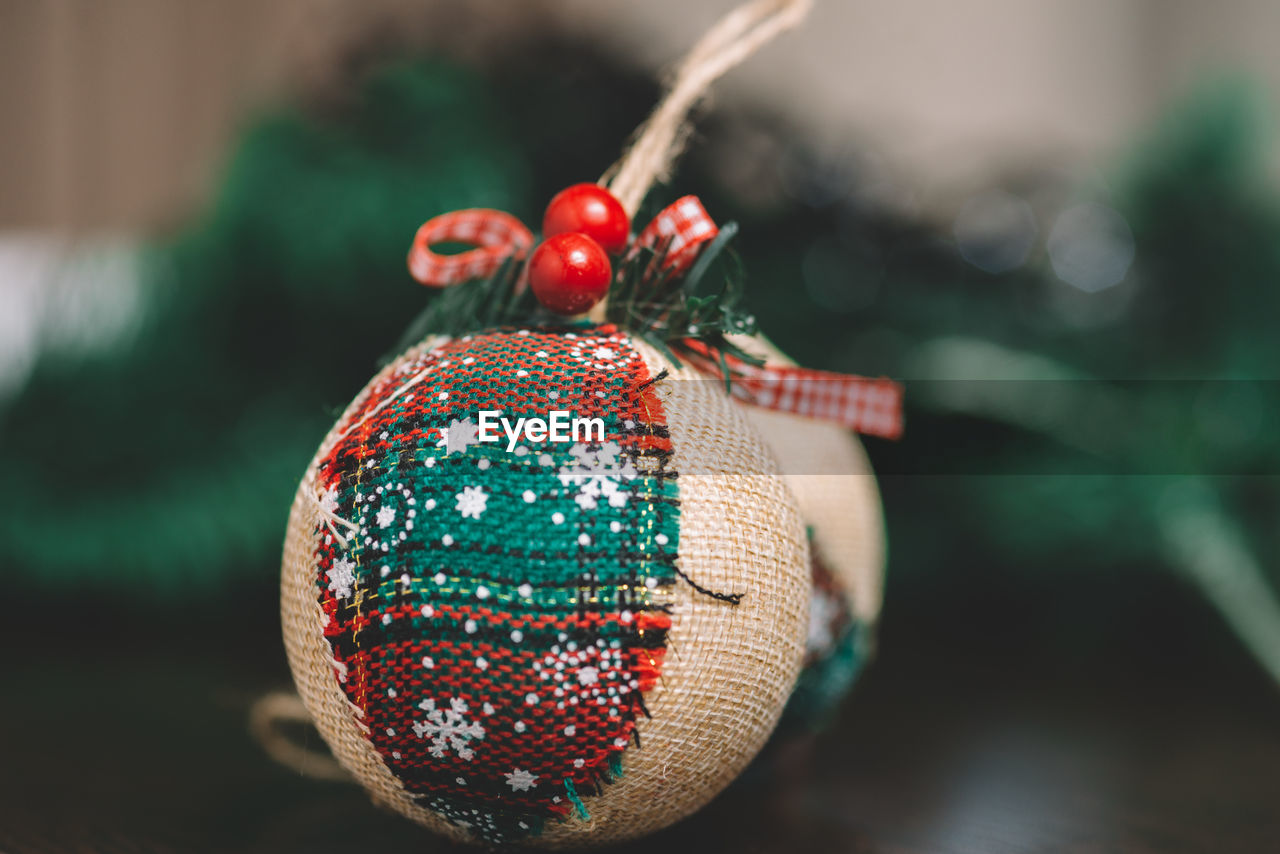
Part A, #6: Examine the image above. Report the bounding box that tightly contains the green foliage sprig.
[607,222,764,380]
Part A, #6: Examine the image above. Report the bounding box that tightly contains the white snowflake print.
[413,697,486,761]
[557,442,636,510]
[436,418,480,455]
[375,506,396,528]
[504,768,539,792]
[455,486,489,519]
[327,556,356,599]
[530,640,639,717]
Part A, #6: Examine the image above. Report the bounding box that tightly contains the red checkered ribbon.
[683,343,903,439]
[634,195,719,273]
[408,209,535,288]
[731,361,903,439]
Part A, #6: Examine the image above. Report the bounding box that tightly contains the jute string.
[588,0,811,323]
[249,691,353,782]
[601,0,813,216]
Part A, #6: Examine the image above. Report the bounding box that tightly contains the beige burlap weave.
[280,334,810,847]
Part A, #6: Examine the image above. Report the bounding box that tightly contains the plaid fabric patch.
[312,326,678,844]
[634,195,719,273]
[408,209,535,287]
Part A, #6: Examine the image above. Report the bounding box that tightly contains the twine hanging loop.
[602,0,814,216]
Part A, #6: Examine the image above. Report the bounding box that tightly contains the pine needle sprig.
[606,222,764,385]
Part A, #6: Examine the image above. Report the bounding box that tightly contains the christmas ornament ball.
[282,325,810,847]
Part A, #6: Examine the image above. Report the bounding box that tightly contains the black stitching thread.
[672,564,744,605]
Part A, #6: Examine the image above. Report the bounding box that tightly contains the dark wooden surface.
[4,559,1278,854]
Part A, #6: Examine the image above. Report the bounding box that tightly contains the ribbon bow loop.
[633,195,720,273]
[408,209,534,288]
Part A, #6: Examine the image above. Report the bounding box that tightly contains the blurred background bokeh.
[8,0,1280,230]
[2,1,1279,852]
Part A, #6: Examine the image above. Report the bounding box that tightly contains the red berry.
[542,184,630,255]
[528,233,612,315]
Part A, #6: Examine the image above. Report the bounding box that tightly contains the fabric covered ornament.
[282,328,808,845]
[275,0,901,845]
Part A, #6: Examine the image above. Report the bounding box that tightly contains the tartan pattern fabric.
[634,195,719,273]
[408,209,535,287]
[732,362,903,439]
[311,326,678,844]
[683,343,904,439]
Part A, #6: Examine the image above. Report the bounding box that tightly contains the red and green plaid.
[311,325,679,843]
